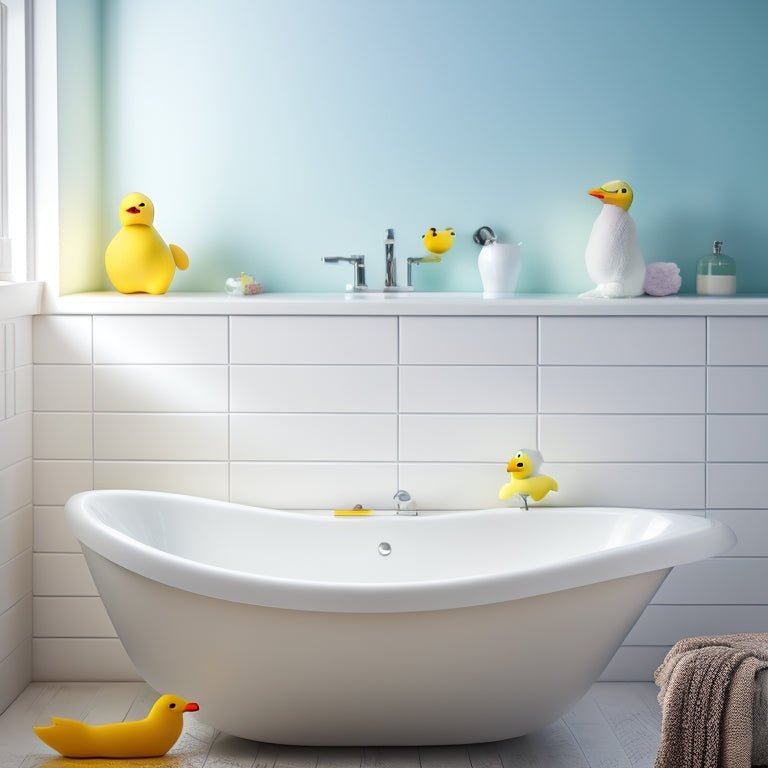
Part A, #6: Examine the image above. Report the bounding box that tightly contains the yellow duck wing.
[499,480,516,500]
[528,475,558,502]
[170,243,189,270]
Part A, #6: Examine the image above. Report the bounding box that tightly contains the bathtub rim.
[64,489,736,613]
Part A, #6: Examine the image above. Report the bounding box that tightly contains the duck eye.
[139,202,145,207]
[621,188,627,194]
[169,703,176,709]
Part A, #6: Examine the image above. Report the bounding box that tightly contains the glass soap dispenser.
[696,240,736,295]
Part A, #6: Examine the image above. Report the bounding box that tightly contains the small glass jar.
[696,241,736,295]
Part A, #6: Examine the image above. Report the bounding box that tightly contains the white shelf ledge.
[46,291,768,317]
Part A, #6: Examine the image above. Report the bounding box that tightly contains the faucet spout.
[322,255,367,291]
[384,228,396,287]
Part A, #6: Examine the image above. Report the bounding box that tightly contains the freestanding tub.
[64,490,735,746]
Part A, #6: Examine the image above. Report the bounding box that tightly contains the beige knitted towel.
[654,633,768,768]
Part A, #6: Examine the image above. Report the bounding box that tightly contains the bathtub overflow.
[378,542,392,557]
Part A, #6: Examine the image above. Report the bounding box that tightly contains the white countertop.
[47,290,768,316]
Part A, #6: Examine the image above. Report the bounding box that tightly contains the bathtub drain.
[378,542,392,556]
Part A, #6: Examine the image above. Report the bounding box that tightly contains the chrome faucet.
[384,228,397,288]
[322,255,367,291]
[394,489,416,515]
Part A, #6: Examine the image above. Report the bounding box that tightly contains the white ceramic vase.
[478,242,521,297]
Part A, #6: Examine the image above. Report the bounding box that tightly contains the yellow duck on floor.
[105,192,190,294]
[33,693,199,758]
[499,449,558,505]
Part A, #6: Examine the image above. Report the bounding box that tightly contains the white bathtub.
[65,490,734,746]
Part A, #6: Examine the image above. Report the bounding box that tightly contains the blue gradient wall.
[61,1,768,294]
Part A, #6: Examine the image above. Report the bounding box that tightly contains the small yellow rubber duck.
[33,693,199,758]
[105,192,190,294]
[499,449,558,506]
[422,227,456,255]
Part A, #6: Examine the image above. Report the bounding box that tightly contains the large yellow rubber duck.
[499,449,558,506]
[33,693,199,758]
[105,192,189,294]
[422,227,456,255]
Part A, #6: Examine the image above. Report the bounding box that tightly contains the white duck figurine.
[581,180,645,298]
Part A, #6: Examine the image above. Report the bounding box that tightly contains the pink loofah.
[644,262,682,296]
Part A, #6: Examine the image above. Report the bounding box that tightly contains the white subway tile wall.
[0,317,33,711]
[24,313,768,684]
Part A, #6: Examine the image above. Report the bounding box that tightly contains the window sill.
[0,281,43,320]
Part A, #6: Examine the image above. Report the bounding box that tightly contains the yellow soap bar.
[334,508,373,516]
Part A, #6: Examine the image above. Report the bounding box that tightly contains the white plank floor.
[0,682,662,768]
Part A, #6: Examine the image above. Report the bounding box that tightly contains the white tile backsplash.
[33,460,92,506]
[707,415,768,461]
[33,553,98,596]
[545,462,705,509]
[705,509,768,556]
[400,317,537,364]
[230,461,398,509]
[0,507,33,563]
[34,365,93,411]
[540,415,705,462]
[93,316,228,364]
[626,604,768,646]
[653,558,768,604]
[0,597,31,665]
[230,413,398,461]
[32,638,139,681]
[0,413,33,468]
[398,463,506,510]
[94,461,229,500]
[34,596,116,638]
[540,316,705,365]
[33,316,92,364]
[94,413,229,460]
[33,413,93,460]
[707,463,768,509]
[231,365,397,413]
[24,311,768,684]
[231,316,397,364]
[539,366,704,413]
[14,365,33,415]
[399,414,537,462]
[1,321,33,706]
[94,365,229,412]
[709,317,768,364]
[399,365,537,413]
[0,459,33,514]
[34,506,80,553]
[0,552,32,616]
[708,367,768,413]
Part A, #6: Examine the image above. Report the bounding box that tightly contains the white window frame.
[0,0,33,282]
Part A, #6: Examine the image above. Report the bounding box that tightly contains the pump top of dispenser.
[697,240,736,295]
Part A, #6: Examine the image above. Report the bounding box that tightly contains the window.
[0,0,32,282]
